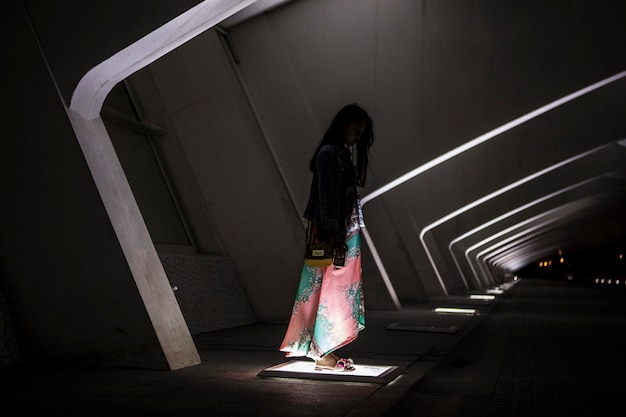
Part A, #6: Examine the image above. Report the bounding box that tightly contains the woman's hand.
[330,234,348,267]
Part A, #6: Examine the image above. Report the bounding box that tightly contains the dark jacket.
[303,144,357,236]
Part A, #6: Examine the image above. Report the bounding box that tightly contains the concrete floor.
[2,278,625,416]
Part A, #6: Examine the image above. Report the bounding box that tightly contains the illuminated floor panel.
[386,322,459,334]
[257,360,402,384]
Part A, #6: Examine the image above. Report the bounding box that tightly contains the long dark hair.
[309,103,375,187]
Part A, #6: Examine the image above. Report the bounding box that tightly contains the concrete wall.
[1,1,169,368]
[220,0,626,304]
[126,28,309,322]
[0,0,238,369]
[130,0,626,314]
[159,253,256,334]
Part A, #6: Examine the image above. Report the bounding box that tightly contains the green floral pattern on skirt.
[280,204,365,360]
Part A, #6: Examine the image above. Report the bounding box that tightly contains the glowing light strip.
[470,222,554,284]
[470,294,495,300]
[478,196,597,271]
[464,200,592,284]
[484,239,560,273]
[65,0,258,370]
[486,232,565,269]
[489,236,558,267]
[360,71,626,206]
[448,176,601,285]
[359,70,626,299]
[361,227,402,309]
[434,307,476,315]
[473,211,584,279]
[419,144,606,292]
[70,0,257,119]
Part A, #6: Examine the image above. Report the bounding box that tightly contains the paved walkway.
[1,278,624,416]
[383,279,626,417]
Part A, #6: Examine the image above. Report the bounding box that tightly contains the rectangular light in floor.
[469,294,496,301]
[434,307,477,315]
[257,360,402,384]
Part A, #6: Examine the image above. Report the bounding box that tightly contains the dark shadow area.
[518,238,626,287]
[384,278,626,417]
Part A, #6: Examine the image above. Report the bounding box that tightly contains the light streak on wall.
[361,71,626,207]
[359,70,626,299]
[418,144,609,293]
[361,227,402,309]
[466,198,595,281]
[448,176,602,286]
[464,209,566,286]
[66,0,258,369]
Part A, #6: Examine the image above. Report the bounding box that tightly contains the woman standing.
[279,104,375,371]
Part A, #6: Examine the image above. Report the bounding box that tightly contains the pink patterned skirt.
[279,204,365,360]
